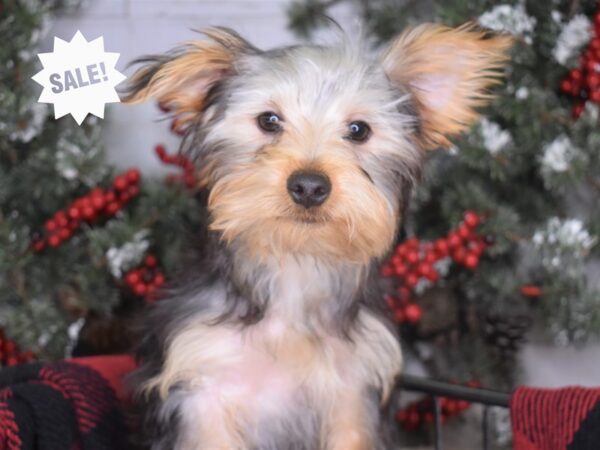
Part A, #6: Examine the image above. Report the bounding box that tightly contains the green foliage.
[0,0,206,358]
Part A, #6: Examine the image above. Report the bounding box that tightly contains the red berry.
[397,286,411,302]
[32,240,46,252]
[418,262,433,278]
[560,79,573,94]
[125,271,140,286]
[68,207,80,219]
[133,283,147,296]
[397,410,408,422]
[458,400,470,410]
[451,247,466,264]
[591,90,600,103]
[105,202,121,216]
[407,251,420,265]
[463,211,480,228]
[470,240,486,257]
[445,400,458,414]
[404,303,423,323]
[521,285,542,297]
[572,101,586,119]
[405,237,419,249]
[154,272,167,286]
[4,340,16,353]
[113,175,128,191]
[587,73,600,89]
[128,185,140,198]
[393,308,405,323]
[126,168,141,184]
[570,68,583,81]
[104,191,116,203]
[184,174,196,188]
[48,234,61,247]
[68,219,80,231]
[381,265,394,277]
[58,228,71,240]
[119,192,131,203]
[425,268,439,282]
[447,233,462,248]
[464,253,479,270]
[45,219,57,232]
[585,59,599,73]
[404,272,419,289]
[81,206,95,220]
[458,225,472,240]
[20,351,35,362]
[154,144,167,156]
[55,211,68,228]
[394,263,408,277]
[405,273,419,288]
[6,356,18,367]
[145,255,158,268]
[434,239,450,256]
[91,194,105,210]
[384,294,396,309]
[424,250,437,264]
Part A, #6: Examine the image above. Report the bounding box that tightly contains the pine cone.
[482,312,532,358]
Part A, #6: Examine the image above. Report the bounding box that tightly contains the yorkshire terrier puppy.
[124,24,510,450]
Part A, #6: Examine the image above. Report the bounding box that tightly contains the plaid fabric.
[0,356,135,450]
[511,386,600,450]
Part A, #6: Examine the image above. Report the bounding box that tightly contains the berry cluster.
[158,102,188,137]
[0,328,35,367]
[123,254,166,303]
[382,211,489,324]
[155,144,197,189]
[32,169,141,251]
[396,381,480,431]
[559,10,600,118]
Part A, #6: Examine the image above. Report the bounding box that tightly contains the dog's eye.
[346,121,371,143]
[257,112,282,133]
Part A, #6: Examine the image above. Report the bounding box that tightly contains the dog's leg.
[175,395,247,450]
[325,388,377,450]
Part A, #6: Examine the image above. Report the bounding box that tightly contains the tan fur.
[382,23,512,149]
[144,307,401,449]
[208,143,397,264]
[326,391,373,450]
[124,28,250,123]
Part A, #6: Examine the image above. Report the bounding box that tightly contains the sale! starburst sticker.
[32,31,126,125]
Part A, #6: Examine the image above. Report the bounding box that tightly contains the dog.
[123,24,510,450]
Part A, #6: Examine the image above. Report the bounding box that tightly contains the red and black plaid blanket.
[511,386,600,450]
[0,356,135,450]
[2,355,600,449]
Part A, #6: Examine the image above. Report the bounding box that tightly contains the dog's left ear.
[122,27,254,123]
[382,23,512,150]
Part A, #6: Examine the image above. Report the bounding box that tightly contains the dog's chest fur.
[143,255,401,450]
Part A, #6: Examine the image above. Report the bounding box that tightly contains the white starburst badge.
[32,31,126,125]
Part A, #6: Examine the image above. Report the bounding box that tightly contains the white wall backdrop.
[46,0,600,390]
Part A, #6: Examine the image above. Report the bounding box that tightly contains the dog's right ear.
[122,27,254,123]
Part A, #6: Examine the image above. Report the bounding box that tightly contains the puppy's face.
[125,26,510,264]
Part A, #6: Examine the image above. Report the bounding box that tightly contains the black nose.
[287,171,331,208]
